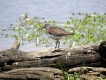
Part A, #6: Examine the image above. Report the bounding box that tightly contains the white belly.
[48,34,63,40]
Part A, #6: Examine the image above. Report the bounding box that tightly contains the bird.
[44,24,74,49]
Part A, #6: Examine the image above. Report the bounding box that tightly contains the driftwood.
[0,40,106,80]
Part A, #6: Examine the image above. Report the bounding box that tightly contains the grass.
[60,55,87,80]
[61,57,106,80]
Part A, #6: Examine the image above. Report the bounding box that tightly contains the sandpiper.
[44,24,74,49]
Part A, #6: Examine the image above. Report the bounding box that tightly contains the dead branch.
[0,40,106,80]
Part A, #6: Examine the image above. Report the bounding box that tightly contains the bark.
[0,44,100,70]
[69,67,106,80]
[0,67,63,80]
[0,40,105,80]
[0,67,106,80]
[11,39,20,49]
[98,41,106,68]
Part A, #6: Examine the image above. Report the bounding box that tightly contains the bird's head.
[44,24,51,30]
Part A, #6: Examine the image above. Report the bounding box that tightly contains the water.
[0,0,106,51]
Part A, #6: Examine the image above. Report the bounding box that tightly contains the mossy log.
[0,40,106,80]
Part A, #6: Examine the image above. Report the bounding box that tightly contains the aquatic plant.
[0,12,106,47]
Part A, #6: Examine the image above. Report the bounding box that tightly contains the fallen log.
[0,44,100,71]
[69,67,106,80]
[0,66,105,80]
[98,41,106,68]
[0,40,106,80]
[0,67,63,80]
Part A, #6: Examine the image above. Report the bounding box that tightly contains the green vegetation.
[61,56,106,80]
[0,12,106,80]
[0,12,106,47]
[60,55,86,80]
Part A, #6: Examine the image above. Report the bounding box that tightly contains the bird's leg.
[55,40,58,49]
[57,40,60,50]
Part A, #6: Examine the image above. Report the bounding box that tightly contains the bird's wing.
[48,27,73,36]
